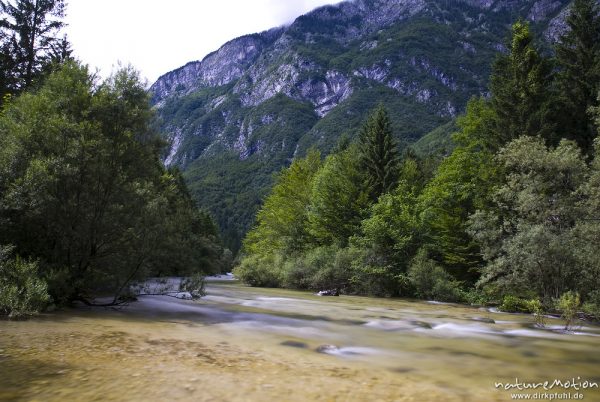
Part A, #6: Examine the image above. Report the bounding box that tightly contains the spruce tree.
[0,0,67,94]
[359,105,400,201]
[556,0,600,154]
[490,20,554,146]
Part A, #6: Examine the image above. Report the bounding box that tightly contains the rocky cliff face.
[150,0,574,251]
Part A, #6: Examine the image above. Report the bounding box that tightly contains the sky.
[65,0,344,85]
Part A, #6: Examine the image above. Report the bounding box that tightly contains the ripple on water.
[315,345,385,357]
[429,322,499,337]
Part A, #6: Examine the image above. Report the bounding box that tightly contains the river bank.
[1,281,599,401]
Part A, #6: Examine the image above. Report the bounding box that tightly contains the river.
[1,280,599,401]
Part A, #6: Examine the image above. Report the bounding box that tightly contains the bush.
[233,254,285,288]
[526,298,546,327]
[282,252,323,289]
[582,290,600,321]
[0,246,50,318]
[461,287,500,306]
[179,274,206,299]
[408,249,463,302]
[556,291,581,331]
[499,295,532,313]
[307,246,356,291]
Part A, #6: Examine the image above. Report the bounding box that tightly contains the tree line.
[235,0,600,319]
[0,0,229,317]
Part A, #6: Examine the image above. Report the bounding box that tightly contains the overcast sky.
[65,0,344,85]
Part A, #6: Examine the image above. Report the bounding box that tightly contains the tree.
[469,137,588,301]
[358,105,400,201]
[418,98,500,283]
[235,150,322,287]
[307,144,369,246]
[0,0,68,96]
[490,20,555,146]
[0,62,224,304]
[243,150,322,257]
[555,0,600,154]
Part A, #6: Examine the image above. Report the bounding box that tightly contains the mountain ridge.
[150,0,575,251]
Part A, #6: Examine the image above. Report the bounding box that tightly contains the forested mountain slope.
[150,0,574,250]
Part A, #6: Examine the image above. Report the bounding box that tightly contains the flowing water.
[1,280,599,401]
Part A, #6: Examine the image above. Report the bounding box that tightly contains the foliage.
[0,0,70,101]
[0,62,225,304]
[233,253,285,288]
[556,291,581,331]
[308,144,369,246]
[582,290,600,321]
[179,274,206,299]
[499,295,533,314]
[407,248,463,302]
[283,245,357,291]
[527,298,546,327]
[418,99,499,282]
[234,8,600,308]
[351,174,423,290]
[358,105,400,201]
[555,0,600,153]
[489,20,555,146]
[0,245,50,317]
[243,149,322,257]
[470,137,587,301]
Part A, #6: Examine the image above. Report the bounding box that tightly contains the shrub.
[233,254,284,288]
[280,246,357,291]
[0,246,50,318]
[582,290,600,321]
[526,298,546,327]
[179,274,206,299]
[499,295,532,313]
[408,248,463,302]
[282,251,323,290]
[556,291,581,331]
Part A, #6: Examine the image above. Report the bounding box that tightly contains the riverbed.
[1,281,599,401]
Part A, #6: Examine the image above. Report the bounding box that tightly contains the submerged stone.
[280,340,309,349]
[410,320,432,329]
[315,344,339,354]
[472,317,495,324]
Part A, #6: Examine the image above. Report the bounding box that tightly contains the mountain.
[150,0,573,252]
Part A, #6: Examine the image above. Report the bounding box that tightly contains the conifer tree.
[556,0,600,154]
[490,20,554,146]
[358,105,400,201]
[0,0,67,96]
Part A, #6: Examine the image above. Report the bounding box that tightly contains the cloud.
[65,0,344,83]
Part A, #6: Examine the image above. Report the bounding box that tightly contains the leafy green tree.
[243,150,322,258]
[490,20,555,146]
[348,153,435,297]
[469,136,587,301]
[0,62,223,304]
[308,144,369,246]
[418,98,500,282]
[571,134,600,299]
[555,0,600,153]
[235,151,322,287]
[358,105,400,201]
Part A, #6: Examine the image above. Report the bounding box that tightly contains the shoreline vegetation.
[0,0,232,318]
[235,3,600,327]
